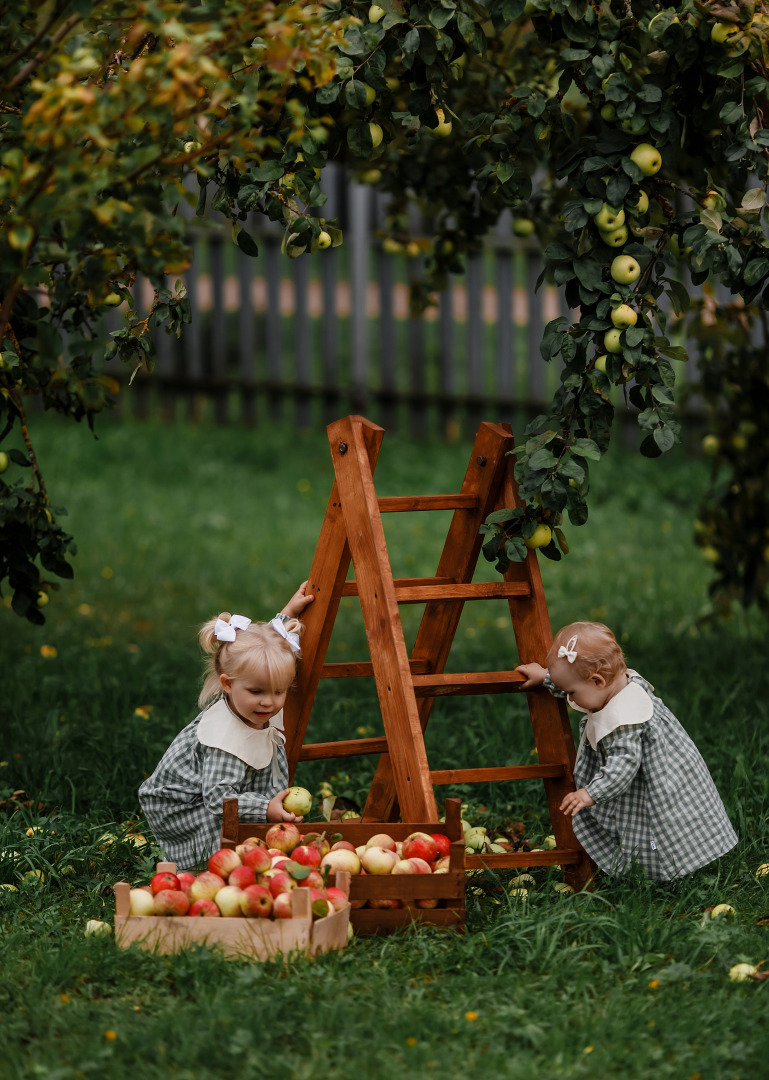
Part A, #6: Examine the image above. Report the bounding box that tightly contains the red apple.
[310,888,330,919]
[430,833,452,859]
[265,822,301,853]
[214,884,244,917]
[241,835,269,850]
[402,834,438,864]
[303,869,325,890]
[320,849,361,876]
[228,865,257,890]
[301,832,331,858]
[176,872,196,896]
[150,871,179,894]
[272,891,293,918]
[330,840,356,852]
[392,857,432,874]
[188,898,220,917]
[208,848,241,879]
[413,897,440,909]
[153,889,190,916]
[433,856,451,873]
[240,884,273,918]
[368,897,402,909]
[365,833,397,851]
[189,872,226,903]
[292,844,322,869]
[361,846,399,875]
[268,871,297,898]
[241,846,272,875]
[325,886,349,913]
[271,856,292,870]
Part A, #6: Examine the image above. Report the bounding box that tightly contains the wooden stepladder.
[284,415,594,889]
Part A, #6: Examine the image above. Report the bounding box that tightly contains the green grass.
[1,413,768,1079]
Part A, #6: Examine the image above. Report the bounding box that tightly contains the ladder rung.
[377,494,479,512]
[465,848,581,870]
[413,670,527,697]
[321,659,432,679]
[430,763,566,785]
[341,580,531,603]
[298,737,388,761]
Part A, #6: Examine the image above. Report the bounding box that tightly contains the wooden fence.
[116,164,702,441]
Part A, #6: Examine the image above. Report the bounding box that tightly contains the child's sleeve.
[585,725,643,803]
[543,672,568,699]
[200,747,276,822]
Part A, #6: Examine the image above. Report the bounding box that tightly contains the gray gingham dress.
[546,672,738,880]
[138,701,289,872]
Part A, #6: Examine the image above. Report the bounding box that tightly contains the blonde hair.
[547,622,626,682]
[198,613,303,707]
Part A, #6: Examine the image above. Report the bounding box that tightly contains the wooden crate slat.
[465,848,582,870]
[430,763,566,785]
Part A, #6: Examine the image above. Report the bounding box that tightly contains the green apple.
[711,21,739,43]
[610,254,641,284]
[728,963,757,981]
[283,786,313,816]
[710,903,735,918]
[630,190,649,215]
[593,204,625,231]
[594,354,608,373]
[368,4,385,22]
[368,122,383,148]
[600,225,628,247]
[512,217,536,237]
[630,142,662,176]
[702,434,720,456]
[600,103,616,122]
[382,237,402,254]
[317,230,332,249]
[37,590,49,607]
[604,328,623,353]
[524,524,552,550]
[361,83,376,107]
[611,304,638,329]
[0,452,9,474]
[431,108,452,137]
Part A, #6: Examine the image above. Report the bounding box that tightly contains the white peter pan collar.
[571,670,653,750]
[197,697,285,780]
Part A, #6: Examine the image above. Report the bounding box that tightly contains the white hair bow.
[214,614,252,642]
[269,616,301,653]
[557,634,578,664]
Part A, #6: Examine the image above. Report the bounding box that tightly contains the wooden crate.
[221,796,466,935]
[113,863,351,959]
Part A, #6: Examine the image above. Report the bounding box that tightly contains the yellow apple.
[604,328,623,353]
[524,524,552,550]
[317,230,332,249]
[711,21,739,43]
[368,4,385,22]
[610,254,641,284]
[368,122,383,148]
[611,304,638,329]
[594,354,608,373]
[432,108,452,137]
[630,143,662,176]
[361,83,376,107]
[0,452,9,474]
[512,217,536,236]
[631,190,649,215]
[593,204,625,231]
[710,903,735,918]
[728,963,757,981]
[600,225,628,247]
[702,434,720,456]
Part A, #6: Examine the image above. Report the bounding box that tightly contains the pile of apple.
[318,828,453,911]
[127,825,350,922]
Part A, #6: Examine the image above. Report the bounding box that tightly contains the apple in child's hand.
[151,871,180,894]
[176,872,196,896]
[402,833,438,864]
[265,822,301,853]
[153,889,190,916]
[129,887,157,916]
[430,834,452,859]
[189,871,226,902]
[240,884,273,918]
[366,833,397,851]
[188,898,220,917]
[292,844,322,869]
[241,846,272,875]
[361,846,399,874]
[214,885,245,917]
[272,891,293,918]
[208,848,241,879]
[325,886,349,913]
[228,865,257,890]
[282,786,313,816]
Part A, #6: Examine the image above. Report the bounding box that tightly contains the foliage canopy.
[2,0,768,620]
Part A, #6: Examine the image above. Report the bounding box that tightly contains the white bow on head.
[214,614,252,642]
[557,634,578,664]
[269,617,301,653]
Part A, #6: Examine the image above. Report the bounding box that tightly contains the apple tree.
[3,0,769,621]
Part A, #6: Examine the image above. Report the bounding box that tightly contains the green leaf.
[652,425,676,453]
[744,258,769,287]
[236,230,259,257]
[527,448,558,470]
[251,162,284,182]
[570,438,601,460]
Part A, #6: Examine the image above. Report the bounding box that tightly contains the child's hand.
[515,663,548,689]
[559,788,595,817]
[281,581,314,620]
[266,789,304,823]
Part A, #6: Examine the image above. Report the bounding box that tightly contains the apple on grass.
[208,848,241,879]
[150,871,179,895]
[129,887,157,916]
[188,898,220,917]
[265,822,301,854]
[214,885,245,917]
[189,871,226,903]
[240,884,273,918]
[153,889,190,916]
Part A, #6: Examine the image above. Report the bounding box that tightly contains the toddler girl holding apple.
[139,582,314,871]
[516,621,737,881]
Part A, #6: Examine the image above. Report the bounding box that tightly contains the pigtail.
[198,612,231,707]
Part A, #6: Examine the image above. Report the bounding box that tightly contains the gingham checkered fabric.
[139,706,289,872]
[545,672,738,880]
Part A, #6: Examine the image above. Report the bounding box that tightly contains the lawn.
[1,412,767,1079]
